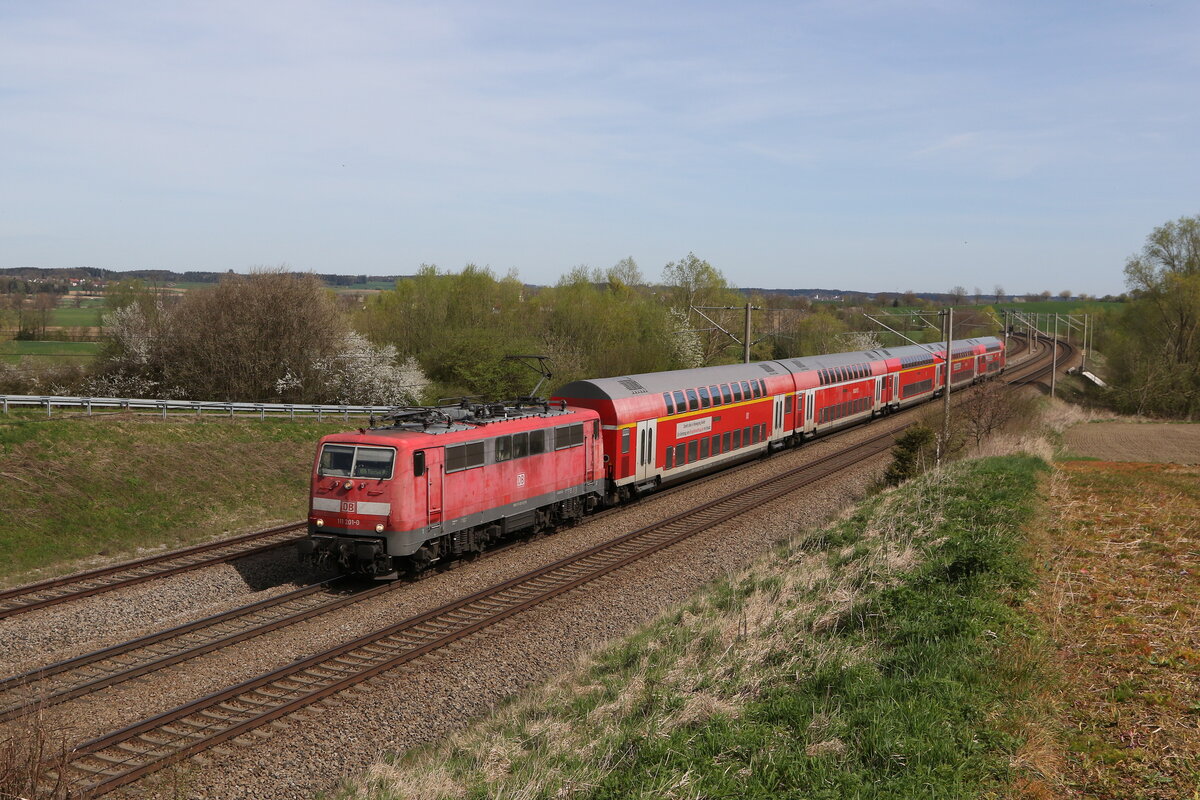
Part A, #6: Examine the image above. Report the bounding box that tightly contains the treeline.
[3,254,1002,404]
[1098,214,1200,418]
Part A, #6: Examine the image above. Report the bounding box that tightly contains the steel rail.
[0,578,397,723]
[0,523,307,620]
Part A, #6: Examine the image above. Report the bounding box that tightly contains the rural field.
[1035,424,1200,798]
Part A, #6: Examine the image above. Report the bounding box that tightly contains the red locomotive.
[301,401,603,577]
[303,336,1003,575]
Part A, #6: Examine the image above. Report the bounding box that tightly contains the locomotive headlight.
[375,523,385,533]
[315,518,324,527]
[343,480,353,490]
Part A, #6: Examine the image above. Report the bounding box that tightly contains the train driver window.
[621,428,631,454]
[698,387,711,408]
[413,450,426,477]
[319,444,355,477]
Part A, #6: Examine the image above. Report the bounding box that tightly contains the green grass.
[0,415,353,584]
[336,455,1049,800]
[49,305,105,327]
[995,300,1120,315]
[0,340,102,365]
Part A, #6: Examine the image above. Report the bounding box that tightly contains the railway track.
[21,337,1063,796]
[0,523,307,621]
[0,577,388,723]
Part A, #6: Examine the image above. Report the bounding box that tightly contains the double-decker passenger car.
[302,401,603,577]
[553,337,1004,499]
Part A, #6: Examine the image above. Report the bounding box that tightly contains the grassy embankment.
[0,412,353,586]
[338,455,1050,800]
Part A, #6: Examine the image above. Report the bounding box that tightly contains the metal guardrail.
[0,394,393,420]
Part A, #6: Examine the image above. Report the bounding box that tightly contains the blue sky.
[2,1,1196,296]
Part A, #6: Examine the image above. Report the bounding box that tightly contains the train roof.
[324,401,590,441]
[554,336,1004,402]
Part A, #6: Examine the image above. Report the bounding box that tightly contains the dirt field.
[1063,422,1200,464]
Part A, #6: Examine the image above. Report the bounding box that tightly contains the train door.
[586,421,597,482]
[635,419,654,481]
[805,390,815,431]
[422,448,444,528]
[773,395,786,437]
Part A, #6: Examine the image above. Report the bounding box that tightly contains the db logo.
[516,473,526,487]
[340,501,356,513]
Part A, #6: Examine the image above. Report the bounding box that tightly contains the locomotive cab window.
[319,444,396,480]
[621,428,631,454]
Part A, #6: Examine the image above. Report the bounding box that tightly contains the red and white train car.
[553,337,1004,498]
[302,402,603,576]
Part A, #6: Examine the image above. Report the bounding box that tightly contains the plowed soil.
[1063,422,1200,464]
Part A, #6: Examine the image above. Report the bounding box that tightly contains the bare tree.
[948,286,967,306]
[959,380,1026,446]
[993,284,1005,303]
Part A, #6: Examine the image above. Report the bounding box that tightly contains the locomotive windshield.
[319,444,395,480]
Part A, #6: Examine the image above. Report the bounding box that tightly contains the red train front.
[301,400,604,577]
